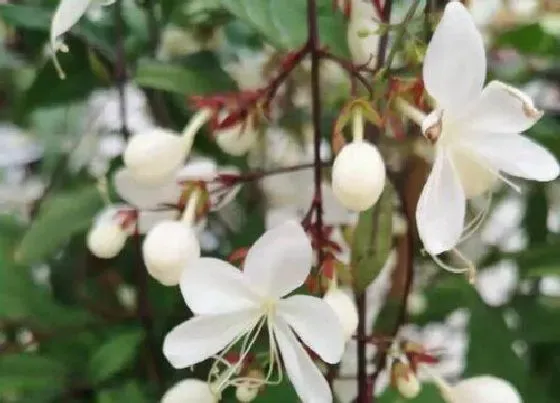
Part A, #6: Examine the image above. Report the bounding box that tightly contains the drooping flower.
[50,0,115,78]
[433,375,522,403]
[123,109,212,184]
[417,1,559,256]
[163,221,345,403]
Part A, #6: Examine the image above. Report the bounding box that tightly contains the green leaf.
[464,287,549,402]
[219,0,349,56]
[135,53,236,95]
[0,354,68,395]
[496,23,560,57]
[16,185,104,265]
[351,187,393,292]
[88,329,143,384]
[97,381,150,403]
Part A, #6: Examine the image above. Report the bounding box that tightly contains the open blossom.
[163,221,345,403]
[417,1,559,256]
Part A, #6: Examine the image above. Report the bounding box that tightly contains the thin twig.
[307,0,324,269]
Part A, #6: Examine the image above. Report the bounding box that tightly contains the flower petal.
[243,221,312,298]
[50,0,92,48]
[465,81,543,134]
[423,1,486,114]
[274,319,332,403]
[461,133,560,181]
[416,148,466,255]
[180,258,261,315]
[277,295,345,364]
[114,167,182,209]
[163,310,259,368]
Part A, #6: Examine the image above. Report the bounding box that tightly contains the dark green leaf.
[219,0,348,56]
[16,185,104,265]
[88,329,143,384]
[496,24,560,57]
[97,380,150,403]
[0,354,68,395]
[351,187,393,292]
[135,54,236,95]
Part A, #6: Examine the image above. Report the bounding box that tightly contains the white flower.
[161,379,217,403]
[215,120,258,156]
[123,109,212,184]
[87,220,128,259]
[235,383,259,402]
[417,1,559,256]
[86,206,131,259]
[434,375,522,403]
[332,141,386,212]
[163,221,345,403]
[323,287,358,342]
[142,191,201,286]
[50,0,114,78]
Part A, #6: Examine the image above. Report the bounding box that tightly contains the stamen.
[429,248,477,283]
[459,192,493,243]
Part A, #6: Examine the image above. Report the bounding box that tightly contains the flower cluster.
[47,0,559,402]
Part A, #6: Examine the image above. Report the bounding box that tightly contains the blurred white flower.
[0,125,43,167]
[433,375,522,403]
[476,260,518,306]
[163,221,345,403]
[87,84,155,135]
[161,379,217,403]
[158,26,223,60]
[222,49,271,91]
[417,1,558,256]
[347,0,379,68]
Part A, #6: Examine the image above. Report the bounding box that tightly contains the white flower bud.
[124,109,212,184]
[161,379,216,403]
[323,288,358,341]
[396,370,421,399]
[143,220,200,286]
[447,376,522,403]
[332,141,386,211]
[124,128,188,184]
[215,121,258,156]
[235,384,259,402]
[87,221,128,259]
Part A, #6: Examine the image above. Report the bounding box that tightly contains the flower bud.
[87,221,128,259]
[235,384,259,402]
[332,141,386,211]
[448,376,522,403]
[143,220,200,286]
[124,128,188,184]
[215,121,257,156]
[393,362,421,399]
[162,379,216,403]
[323,288,358,341]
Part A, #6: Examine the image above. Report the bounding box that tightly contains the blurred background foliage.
[0,0,559,402]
